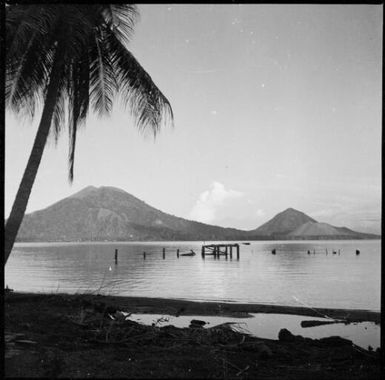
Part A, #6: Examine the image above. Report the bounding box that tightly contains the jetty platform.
[201,244,240,259]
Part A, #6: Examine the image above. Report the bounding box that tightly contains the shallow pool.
[124,312,380,350]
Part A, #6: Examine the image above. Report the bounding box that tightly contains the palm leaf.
[107,31,173,135]
[67,55,91,182]
[89,30,117,116]
[102,4,139,45]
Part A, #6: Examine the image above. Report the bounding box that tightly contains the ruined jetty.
[201,244,240,259]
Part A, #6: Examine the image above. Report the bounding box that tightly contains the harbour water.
[5,240,380,311]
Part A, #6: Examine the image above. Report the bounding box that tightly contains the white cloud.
[189,182,243,223]
[256,209,265,217]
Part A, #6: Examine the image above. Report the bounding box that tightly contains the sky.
[5,4,382,234]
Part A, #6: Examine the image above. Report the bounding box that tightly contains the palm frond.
[68,65,81,183]
[6,35,55,119]
[89,30,117,116]
[6,3,174,186]
[6,5,57,65]
[59,5,96,62]
[67,54,91,182]
[49,76,68,145]
[107,32,173,135]
[102,4,139,45]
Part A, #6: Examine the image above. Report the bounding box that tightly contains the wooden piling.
[114,249,118,263]
[201,246,205,258]
[230,246,233,258]
[163,248,166,259]
[177,249,180,258]
[236,244,240,260]
[143,252,146,260]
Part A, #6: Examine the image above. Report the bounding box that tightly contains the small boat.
[180,250,196,257]
[242,242,251,245]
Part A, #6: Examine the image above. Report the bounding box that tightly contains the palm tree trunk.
[4,47,65,265]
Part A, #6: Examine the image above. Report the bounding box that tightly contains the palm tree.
[5,4,173,265]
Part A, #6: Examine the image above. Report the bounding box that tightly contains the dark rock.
[278,328,295,342]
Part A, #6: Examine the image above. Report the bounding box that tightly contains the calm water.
[127,313,380,350]
[5,240,381,311]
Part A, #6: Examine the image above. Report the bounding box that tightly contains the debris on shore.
[5,292,381,379]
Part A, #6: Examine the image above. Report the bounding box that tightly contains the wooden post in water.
[230,245,233,259]
[163,248,166,259]
[114,249,118,263]
[177,249,180,258]
[326,248,328,255]
[143,252,146,260]
[201,246,205,258]
[236,244,240,260]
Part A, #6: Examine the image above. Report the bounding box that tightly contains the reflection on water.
[5,240,381,311]
[127,312,380,350]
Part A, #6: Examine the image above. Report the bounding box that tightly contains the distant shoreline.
[7,292,381,323]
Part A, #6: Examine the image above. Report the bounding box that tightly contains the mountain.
[286,221,379,240]
[249,208,379,240]
[288,221,344,237]
[15,186,379,242]
[16,186,249,242]
[250,208,316,237]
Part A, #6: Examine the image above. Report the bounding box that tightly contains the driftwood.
[180,250,196,256]
[301,319,346,328]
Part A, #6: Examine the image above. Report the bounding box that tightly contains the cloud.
[189,182,243,223]
[256,209,265,217]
